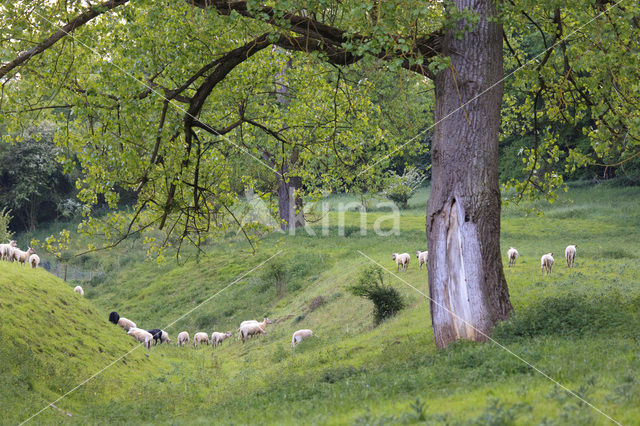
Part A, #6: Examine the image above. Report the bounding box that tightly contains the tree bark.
[277,168,305,231]
[427,0,513,349]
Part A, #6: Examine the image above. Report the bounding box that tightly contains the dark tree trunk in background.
[427,0,513,349]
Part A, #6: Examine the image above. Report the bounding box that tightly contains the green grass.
[4,183,640,424]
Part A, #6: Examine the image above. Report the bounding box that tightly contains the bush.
[383,168,426,209]
[348,266,405,325]
[0,208,14,242]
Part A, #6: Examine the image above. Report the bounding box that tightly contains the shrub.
[383,168,426,209]
[0,208,14,242]
[348,266,405,325]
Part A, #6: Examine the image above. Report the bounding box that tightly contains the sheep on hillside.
[117,317,137,331]
[0,240,17,261]
[109,311,120,325]
[392,253,410,272]
[238,318,271,340]
[13,247,35,266]
[565,245,577,268]
[416,251,428,270]
[291,329,313,348]
[177,331,190,346]
[147,329,170,345]
[239,323,266,343]
[28,253,40,268]
[73,285,84,296]
[507,247,519,267]
[127,327,153,350]
[541,253,554,276]
[194,332,210,348]
[211,331,233,348]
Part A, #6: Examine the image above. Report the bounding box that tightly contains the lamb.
[177,331,190,346]
[416,251,428,270]
[507,247,519,267]
[541,253,554,276]
[0,240,17,261]
[392,252,410,272]
[109,311,120,325]
[127,327,153,350]
[13,247,35,266]
[565,245,577,268]
[211,331,233,348]
[239,323,266,343]
[291,329,313,348]
[73,285,84,296]
[117,317,137,331]
[193,332,210,348]
[28,253,40,268]
[147,329,171,345]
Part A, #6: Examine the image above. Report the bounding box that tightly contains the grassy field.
[3,183,640,424]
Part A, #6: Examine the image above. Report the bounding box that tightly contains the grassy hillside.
[5,183,640,424]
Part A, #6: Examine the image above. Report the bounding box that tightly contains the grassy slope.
[6,184,640,424]
[0,263,164,424]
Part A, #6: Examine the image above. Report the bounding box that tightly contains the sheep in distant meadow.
[127,327,153,350]
[291,329,313,348]
[194,332,210,348]
[117,317,137,331]
[565,245,577,268]
[238,323,266,343]
[147,329,170,345]
[177,331,189,346]
[0,240,17,261]
[109,311,120,325]
[13,247,35,266]
[211,331,233,348]
[392,253,410,272]
[507,247,519,267]
[73,285,84,296]
[541,253,554,276]
[416,251,428,270]
[28,253,40,268]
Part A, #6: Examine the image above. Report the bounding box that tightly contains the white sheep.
[13,247,35,266]
[239,323,266,343]
[541,253,554,276]
[117,317,137,331]
[177,331,190,346]
[211,331,233,348]
[28,253,40,268]
[0,240,17,261]
[291,329,313,348]
[416,250,428,270]
[193,332,210,348]
[392,252,410,272]
[127,327,153,350]
[73,285,84,296]
[507,247,519,267]
[239,318,272,329]
[565,245,577,268]
[161,330,171,344]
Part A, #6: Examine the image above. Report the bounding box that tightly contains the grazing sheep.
[28,253,40,268]
[416,251,428,270]
[238,318,272,340]
[565,245,577,268]
[177,331,190,346]
[392,253,410,272]
[211,331,233,348]
[239,323,266,343]
[109,311,120,325]
[13,247,35,266]
[127,327,153,350]
[0,240,17,261]
[291,329,313,348]
[117,317,137,331]
[73,285,84,296]
[193,332,210,348]
[507,247,519,268]
[147,329,171,345]
[541,253,554,276]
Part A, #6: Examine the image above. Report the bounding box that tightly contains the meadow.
[2,183,640,424]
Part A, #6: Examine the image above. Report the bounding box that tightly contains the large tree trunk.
[277,171,305,231]
[427,0,513,349]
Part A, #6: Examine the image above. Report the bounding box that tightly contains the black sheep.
[109,311,120,325]
[147,329,163,345]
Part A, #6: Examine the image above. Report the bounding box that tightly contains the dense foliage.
[348,265,405,324]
